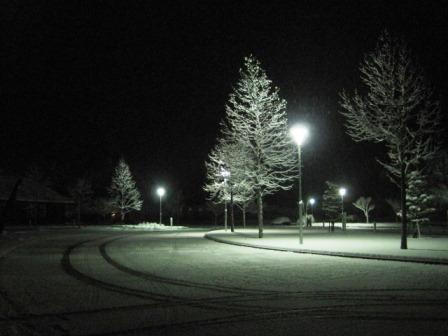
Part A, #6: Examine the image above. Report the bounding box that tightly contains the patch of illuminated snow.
[114,222,187,230]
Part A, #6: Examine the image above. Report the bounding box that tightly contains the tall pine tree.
[109,158,142,222]
[322,181,341,223]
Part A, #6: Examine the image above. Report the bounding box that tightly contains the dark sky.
[2,1,447,208]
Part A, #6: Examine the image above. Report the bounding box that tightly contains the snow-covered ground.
[207,227,448,262]
[110,222,187,231]
[1,229,447,335]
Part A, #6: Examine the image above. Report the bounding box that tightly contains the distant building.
[0,176,75,226]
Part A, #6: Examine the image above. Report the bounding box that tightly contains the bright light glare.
[221,168,230,179]
[290,125,309,146]
[157,187,166,197]
[339,187,346,197]
[309,198,315,205]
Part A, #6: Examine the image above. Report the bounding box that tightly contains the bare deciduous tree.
[94,197,116,222]
[204,139,255,231]
[339,31,441,249]
[353,196,375,223]
[221,55,296,238]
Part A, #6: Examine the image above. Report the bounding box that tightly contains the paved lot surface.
[1,228,448,335]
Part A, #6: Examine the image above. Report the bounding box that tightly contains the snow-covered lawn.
[206,226,448,262]
[111,222,187,231]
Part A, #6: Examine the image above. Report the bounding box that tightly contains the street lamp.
[290,124,309,244]
[339,187,346,230]
[220,168,230,232]
[157,187,165,224]
[309,197,315,218]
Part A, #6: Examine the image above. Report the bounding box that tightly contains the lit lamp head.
[309,198,315,205]
[339,187,346,197]
[157,187,166,197]
[290,124,309,146]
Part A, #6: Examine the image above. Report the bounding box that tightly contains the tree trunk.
[415,221,421,239]
[230,189,235,232]
[257,192,263,238]
[366,212,369,224]
[400,163,408,249]
[120,211,125,223]
[242,207,246,228]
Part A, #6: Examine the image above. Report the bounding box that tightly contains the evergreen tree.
[322,181,340,222]
[430,151,448,225]
[221,55,296,238]
[407,170,435,237]
[109,158,142,222]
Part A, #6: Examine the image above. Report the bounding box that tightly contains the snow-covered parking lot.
[1,227,448,335]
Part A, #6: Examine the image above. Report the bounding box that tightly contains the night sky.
[2,1,447,212]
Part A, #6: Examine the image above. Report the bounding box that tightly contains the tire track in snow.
[92,303,448,336]
[0,236,43,317]
[100,233,448,305]
[100,235,286,295]
[1,232,447,335]
[61,235,277,314]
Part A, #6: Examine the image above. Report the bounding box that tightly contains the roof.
[0,176,74,204]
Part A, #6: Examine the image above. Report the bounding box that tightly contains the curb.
[204,233,448,266]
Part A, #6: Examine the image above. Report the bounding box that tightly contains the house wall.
[1,200,74,226]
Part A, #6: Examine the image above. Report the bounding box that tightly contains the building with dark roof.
[0,176,75,227]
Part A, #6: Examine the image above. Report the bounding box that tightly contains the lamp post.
[339,187,346,230]
[220,168,230,232]
[157,187,165,224]
[309,197,315,225]
[290,124,309,244]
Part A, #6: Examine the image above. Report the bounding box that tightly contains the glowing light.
[220,168,230,180]
[309,198,315,205]
[339,187,346,197]
[290,124,309,146]
[157,187,166,197]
